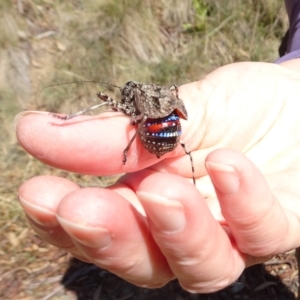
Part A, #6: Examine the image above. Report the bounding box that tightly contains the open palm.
[16,61,300,293]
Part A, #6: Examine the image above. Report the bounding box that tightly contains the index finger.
[15,111,158,175]
[15,81,204,178]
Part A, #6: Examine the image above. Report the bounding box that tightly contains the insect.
[50,80,195,185]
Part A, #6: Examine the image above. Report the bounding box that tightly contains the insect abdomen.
[139,113,181,158]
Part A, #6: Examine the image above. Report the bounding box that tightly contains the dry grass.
[0,0,291,298]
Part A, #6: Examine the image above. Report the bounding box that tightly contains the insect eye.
[124,81,136,88]
[122,81,136,97]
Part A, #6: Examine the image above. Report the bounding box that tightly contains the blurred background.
[1,0,296,299]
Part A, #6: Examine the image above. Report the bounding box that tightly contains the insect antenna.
[41,80,122,92]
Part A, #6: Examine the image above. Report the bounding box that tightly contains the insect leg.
[53,102,108,120]
[170,84,179,96]
[180,142,196,185]
[97,92,132,115]
[123,116,147,165]
[53,91,124,120]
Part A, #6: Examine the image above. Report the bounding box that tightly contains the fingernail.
[13,110,49,130]
[206,162,240,195]
[18,195,59,227]
[57,216,112,249]
[138,191,186,233]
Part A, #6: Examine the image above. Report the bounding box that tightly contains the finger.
[205,149,300,257]
[122,170,246,293]
[18,175,81,253]
[18,175,174,287]
[15,111,144,175]
[55,186,174,287]
[14,84,198,176]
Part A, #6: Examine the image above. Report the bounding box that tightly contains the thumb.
[205,149,296,259]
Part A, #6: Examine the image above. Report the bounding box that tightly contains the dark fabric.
[275,0,300,63]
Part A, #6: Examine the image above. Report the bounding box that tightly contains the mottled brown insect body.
[52,80,195,184]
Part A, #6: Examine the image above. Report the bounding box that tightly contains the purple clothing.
[275,0,300,63]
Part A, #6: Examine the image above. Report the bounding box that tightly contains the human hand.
[16,61,300,292]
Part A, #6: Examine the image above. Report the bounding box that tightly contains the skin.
[16,60,300,293]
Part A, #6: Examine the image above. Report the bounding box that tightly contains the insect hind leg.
[180,142,196,185]
[52,90,122,120]
[53,102,108,120]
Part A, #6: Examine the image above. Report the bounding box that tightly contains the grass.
[0,0,289,298]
